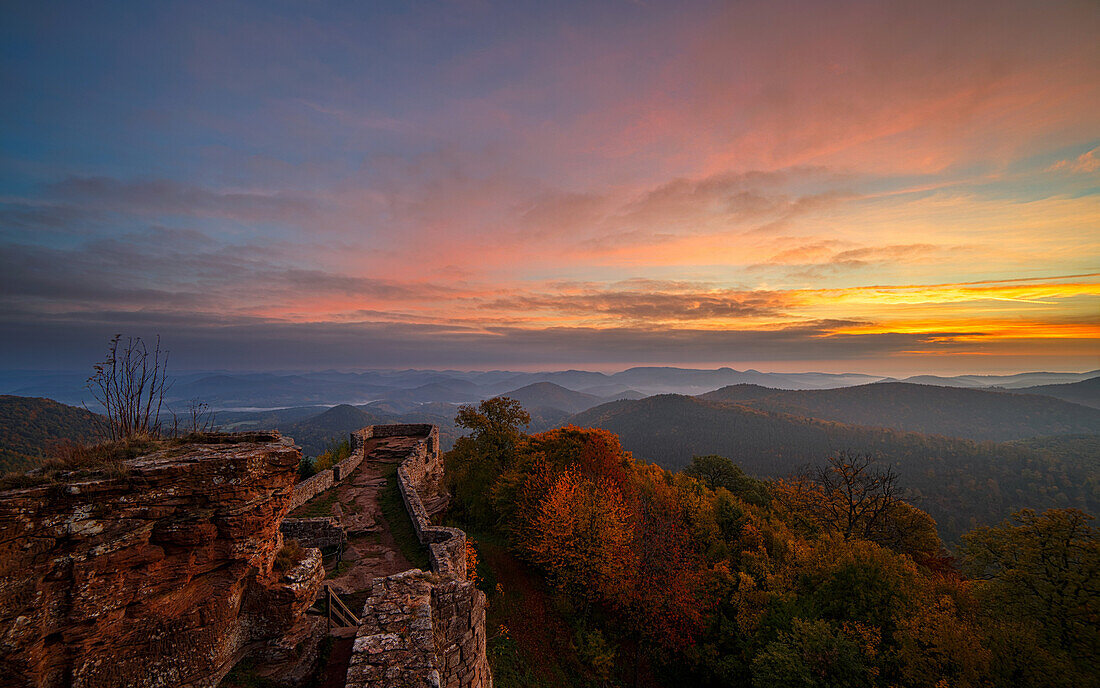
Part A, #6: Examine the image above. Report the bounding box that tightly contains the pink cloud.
[1047,146,1100,174]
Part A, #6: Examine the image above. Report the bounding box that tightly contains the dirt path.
[294,435,427,594]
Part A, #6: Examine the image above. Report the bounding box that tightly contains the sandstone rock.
[251,615,327,687]
[0,433,324,688]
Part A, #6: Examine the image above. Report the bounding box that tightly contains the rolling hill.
[1016,376,1100,410]
[567,394,1100,540]
[699,381,1100,441]
[283,405,391,456]
[499,382,606,414]
[0,396,104,472]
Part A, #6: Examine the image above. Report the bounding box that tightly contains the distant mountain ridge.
[4,367,1097,411]
[566,394,1099,540]
[699,381,1100,441]
[905,370,1100,389]
[1014,377,1100,409]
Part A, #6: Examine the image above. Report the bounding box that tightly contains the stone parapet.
[397,463,467,580]
[431,580,491,688]
[344,571,489,688]
[333,444,365,481]
[290,469,334,511]
[345,570,440,688]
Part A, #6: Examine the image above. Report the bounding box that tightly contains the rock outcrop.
[0,432,324,688]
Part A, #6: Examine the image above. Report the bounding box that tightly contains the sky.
[1,0,1098,375]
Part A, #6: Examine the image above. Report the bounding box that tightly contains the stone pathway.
[276,431,438,687]
[304,435,428,594]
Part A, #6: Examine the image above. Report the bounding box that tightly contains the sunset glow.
[1,0,1097,373]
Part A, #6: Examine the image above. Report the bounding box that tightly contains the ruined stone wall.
[0,433,324,688]
[288,424,388,508]
[344,571,439,688]
[345,574,489,688]
[333,427,375,481]
[348,426,374,454]
[345,425,489,688]
[280,516,346,550]
[332,452,362,482]
[289,469,334,511]
[272,424,487,688]
[370,423,435,439]
[431,581,491,688]
[398,462,467,580]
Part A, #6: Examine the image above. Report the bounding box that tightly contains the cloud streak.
[0,0,1097,373]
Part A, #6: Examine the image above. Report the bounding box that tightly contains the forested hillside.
[569,395,1099,540]
[0,395,103,472]
[447,399,1099,688]
[699,381,1100,441]
[498,382,605,414]
[1018,376,1100,409]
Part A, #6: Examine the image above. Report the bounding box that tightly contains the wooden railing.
[324,585,360,632]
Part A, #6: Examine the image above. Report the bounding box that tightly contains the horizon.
[3,1,1098,373]
[3,362,1098,384]
[3,361,1100,378]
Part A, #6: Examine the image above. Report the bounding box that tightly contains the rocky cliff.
[0,433,324,688]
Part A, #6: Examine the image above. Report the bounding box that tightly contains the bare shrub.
[86,334,172,441]
[169,398,217,437]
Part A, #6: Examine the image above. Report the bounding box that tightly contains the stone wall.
[0,433,324,688]
[332,451,362,482]
[280,517,346,550]
[371,423,436,439]
[431,581,491,688]
[333,427,377,481]
[290,469,334,511]
[273,423,488,688]
[344,424,489,688]
[344,571,439,688]
[398,462,466,580]
[345,573,489,688]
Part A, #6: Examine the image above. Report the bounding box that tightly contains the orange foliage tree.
[524,466,634,604]
[621,479,708,649]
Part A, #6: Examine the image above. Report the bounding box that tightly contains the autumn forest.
[445,398,1098,688]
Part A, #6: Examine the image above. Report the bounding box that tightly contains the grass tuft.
[274,539,306,571]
